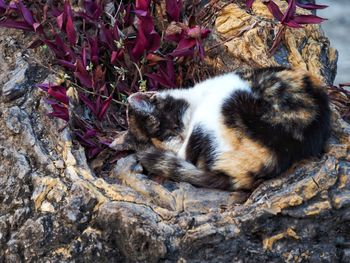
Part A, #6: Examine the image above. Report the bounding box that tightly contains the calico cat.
[125,67,331,191]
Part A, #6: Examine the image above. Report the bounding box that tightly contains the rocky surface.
[0,1,349,262]
[210,0,337,85]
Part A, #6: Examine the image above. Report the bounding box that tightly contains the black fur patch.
[186,125,216,169]
[153,95,189,141]
[222,68,331,179]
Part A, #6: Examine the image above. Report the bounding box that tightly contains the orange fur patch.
[214,122,276,190]
[271,108,316,125]
[307,71,324,88]
[265,69,319,126]
[151,138,165,150]
[276,69,304,89]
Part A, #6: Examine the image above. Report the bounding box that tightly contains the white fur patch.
[161,72,251,159]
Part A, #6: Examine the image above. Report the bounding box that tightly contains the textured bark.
[0,1,349,262]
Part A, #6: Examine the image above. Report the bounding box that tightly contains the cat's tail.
[137,148,234,191]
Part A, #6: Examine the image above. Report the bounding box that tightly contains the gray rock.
[2,55,29,101]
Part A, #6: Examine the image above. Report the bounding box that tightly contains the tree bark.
[0,1,349,262]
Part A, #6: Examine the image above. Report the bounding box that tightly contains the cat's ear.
[127,92,157,115]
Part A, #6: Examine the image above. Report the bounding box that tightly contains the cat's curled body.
[126,67,331,191]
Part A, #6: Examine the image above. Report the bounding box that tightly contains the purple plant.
[246,0,328,53]
[0,0,210,159]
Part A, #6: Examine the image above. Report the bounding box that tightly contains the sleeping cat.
[124,67,331,191]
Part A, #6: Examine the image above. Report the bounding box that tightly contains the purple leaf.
[37,83,50,92]
[87,147,102,159]
[84,128,97,138]
[293,15,327,24]
[284,20,303,28]
[33,22,41,32]
[76,132,98,147]
[132,3,161,60]
[64,0,73,18]
[246,0,255,9]
[165,23,210,59]
[266,1,284,21]
[75,60,93,88]
[166,0,182,22]
[43,39,64,58]
[111,50,124,64]
[147,72,173,88]
[100,24,117,50]
[130,26,160,60]
[98,94,113,120]
[17,0,35,26]
[296,3,328,10]
[82,0,102,21]
[131,25,147,60]
[57,59,76,70]
[0,0,7,9]
[133,10,148,17]
[282,0,297,23]
[169,38,197,57]
[79,93,97,115]
[36,83,69,105]
[75,71,93,89]
[200,28,211,39]
[56,12,64,29]
[136,0,150,11]
[0,20,33,31]
[48,104,69,121]
[62,0,76,45]
[147,31,161,52]
[146,61,176,88]
[54,35,76,61]
[50,7,62,17]
[66,16,76,45]
[48,85,69,105]
[88,37,99,65]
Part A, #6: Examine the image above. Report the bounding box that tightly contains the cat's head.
[127,91,189,150]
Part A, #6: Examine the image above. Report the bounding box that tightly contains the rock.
[0,4,348,262]
[1,55,29,101]
[209,0,337,85]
